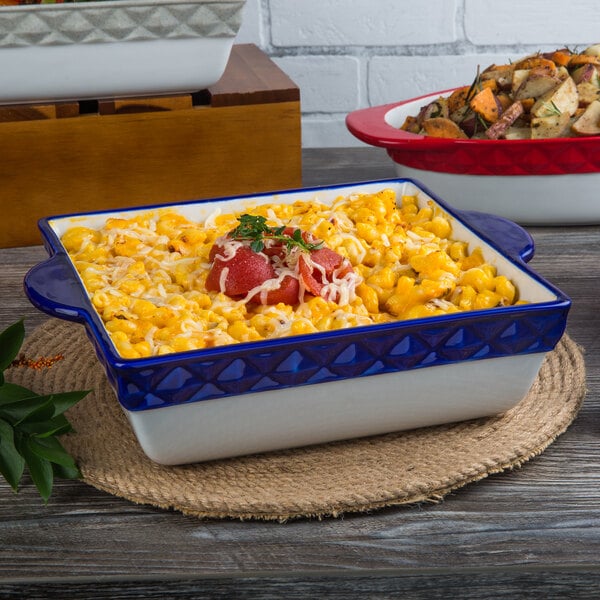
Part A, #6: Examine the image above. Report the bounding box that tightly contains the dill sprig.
[229,214,323,254]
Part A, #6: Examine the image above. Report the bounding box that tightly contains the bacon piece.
[299,248,354,298]
[485,101,524,139]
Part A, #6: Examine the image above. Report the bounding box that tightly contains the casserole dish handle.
[24,253,91,323]
[459,210,534,264]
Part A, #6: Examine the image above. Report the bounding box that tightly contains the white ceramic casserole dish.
[24,179,570,465]
[0,0,245,104]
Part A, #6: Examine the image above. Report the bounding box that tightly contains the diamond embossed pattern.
[113,307,569,411]
[389,137,600,175]
[0,0,244,48]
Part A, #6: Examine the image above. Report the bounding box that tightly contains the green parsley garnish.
[229,214,323,254]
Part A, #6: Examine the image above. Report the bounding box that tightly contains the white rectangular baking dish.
[0,0,245,104]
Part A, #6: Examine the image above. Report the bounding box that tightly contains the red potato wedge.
[416,98,449,126]
[455,110,479,137]
[577,82,600,106]
[531,76,579,118]
[556,65,571,81]
[583,44,600,57]
[571,99,600,136]
[514,69,562,100]
[449,103,470,124]
[571,63,600,85]
[504,127,531,140]
[511,69,530,95]
[530,112,572,138]
[480,66,514,90]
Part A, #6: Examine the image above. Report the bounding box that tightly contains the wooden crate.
[0,44,302,248]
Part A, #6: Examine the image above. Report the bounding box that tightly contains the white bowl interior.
[384,92,447,129]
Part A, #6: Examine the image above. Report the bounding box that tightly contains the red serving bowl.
[346,89,600,225]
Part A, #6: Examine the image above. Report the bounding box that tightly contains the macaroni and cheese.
[61,189,524,358]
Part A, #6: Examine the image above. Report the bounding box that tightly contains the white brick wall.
[235,0,600,147]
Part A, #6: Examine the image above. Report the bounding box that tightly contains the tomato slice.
[249,275,300,305]
[206,245,275,296]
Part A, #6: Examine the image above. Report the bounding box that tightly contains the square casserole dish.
[0,0,245,104]
[24,179,571,465]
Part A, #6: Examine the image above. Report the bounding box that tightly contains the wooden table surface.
[1,148,599,599]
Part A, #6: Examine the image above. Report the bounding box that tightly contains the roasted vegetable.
[400,44,600,140]
[469,87,502,123]
[571,100,600,136]
[421,117,468,139]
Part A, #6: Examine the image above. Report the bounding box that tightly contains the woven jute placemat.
[8,320,586,521]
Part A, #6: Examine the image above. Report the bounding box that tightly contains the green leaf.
[18,436,54,503]
[250,239,265,253]
[19,415,73,438]
[28,436,78,470]
[0,395,55,425]
[48,390,90,418]
[0,319,25,370]
[0,319,25,386]
[0,320,87,502]
[0,418,25,491]
[0,390,90,421]
[52,461,81,480]
[0,382,38,406]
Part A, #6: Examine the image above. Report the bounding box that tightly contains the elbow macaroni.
[61,189,524,359]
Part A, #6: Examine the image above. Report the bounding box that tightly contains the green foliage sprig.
[0,320,89,503]
[229,214,323,254]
